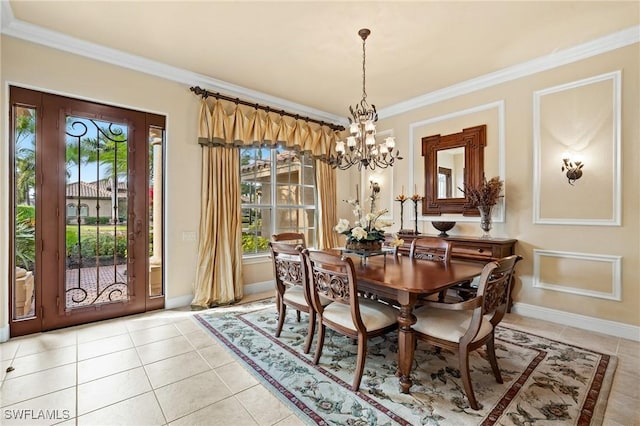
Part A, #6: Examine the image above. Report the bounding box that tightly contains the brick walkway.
[65,264,129,308]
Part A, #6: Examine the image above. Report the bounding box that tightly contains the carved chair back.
[409,236,452,263]
[271,232,306,248]
[465,255,522,337]
[302,250,366,333]
[268,242,306,299]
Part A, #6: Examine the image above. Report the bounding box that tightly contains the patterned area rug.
[194,301,616,425]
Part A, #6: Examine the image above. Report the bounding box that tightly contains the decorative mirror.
[421,125,486,215]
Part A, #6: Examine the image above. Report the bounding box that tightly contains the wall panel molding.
[533,249,622,301]
[533,71,621,225]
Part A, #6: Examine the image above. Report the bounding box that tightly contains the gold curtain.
[193,98,340,307]
[192,146,243,307]
[315,159,339,249]
[198,99,337,155]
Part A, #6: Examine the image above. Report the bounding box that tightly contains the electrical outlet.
[182,231,197,242]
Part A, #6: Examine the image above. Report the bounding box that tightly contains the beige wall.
[346,44,639,326]
[1,34,638,333]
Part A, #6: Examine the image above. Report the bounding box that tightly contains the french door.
[9,87,165,337]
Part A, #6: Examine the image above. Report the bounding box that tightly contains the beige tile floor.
[0,292,638,425]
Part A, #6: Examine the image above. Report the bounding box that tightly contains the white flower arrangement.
[333,183,391,244]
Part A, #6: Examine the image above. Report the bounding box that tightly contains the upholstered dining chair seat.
[302,249,399,391]
[323,298,398,332]
[412,255,522,410]
[413,307,493,343]
[283,286,332,307]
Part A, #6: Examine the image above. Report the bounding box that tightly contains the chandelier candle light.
[329,29,402,171]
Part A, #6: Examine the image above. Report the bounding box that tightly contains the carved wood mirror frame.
[421,125,486,216]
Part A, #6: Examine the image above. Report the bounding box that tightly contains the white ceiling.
[4,1,639,123]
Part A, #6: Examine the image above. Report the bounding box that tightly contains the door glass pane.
[65,116,129,309]
[149,127,163,297]
[13,106,37,320]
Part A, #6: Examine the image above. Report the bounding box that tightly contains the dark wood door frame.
[9,87,165,336]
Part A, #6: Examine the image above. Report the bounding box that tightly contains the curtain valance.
[197,99,338,159]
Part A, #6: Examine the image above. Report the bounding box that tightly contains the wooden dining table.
[343,252,485,394]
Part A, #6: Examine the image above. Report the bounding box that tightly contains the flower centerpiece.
[335,182,393,251]
[460,176,503,238]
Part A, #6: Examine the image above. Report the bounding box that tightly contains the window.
[240,147,317,255]
[66,203,77,218]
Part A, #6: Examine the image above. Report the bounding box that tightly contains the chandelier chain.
[361,36,367,102]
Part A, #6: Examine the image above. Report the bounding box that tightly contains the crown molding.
[2,0,637,124]
[379,25,640,119]
[0,2,346,126]
[0,0,14,31]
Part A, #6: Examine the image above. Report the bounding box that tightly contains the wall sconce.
[561,152,584,185]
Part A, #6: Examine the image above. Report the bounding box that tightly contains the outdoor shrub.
[15,205,36,269]
[98,217,110,225]
[242,234,269,253]
[16,205,35,225]
[66,228,79,256]
[69,233,127,258]
[15,220,35,269]
[84,217,97,225]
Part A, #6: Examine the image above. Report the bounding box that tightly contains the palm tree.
[15,147,35,205]
[69,120,128,223]
[14,109,36,205]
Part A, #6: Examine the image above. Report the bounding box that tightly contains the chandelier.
[329,28,402,171]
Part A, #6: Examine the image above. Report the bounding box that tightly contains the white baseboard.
[244,280,273,295]
[163,281,273,311]
[0,324,9,343]
[165,294,194,310]
[511,302,640,342]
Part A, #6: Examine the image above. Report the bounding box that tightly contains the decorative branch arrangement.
[459,176,503,208]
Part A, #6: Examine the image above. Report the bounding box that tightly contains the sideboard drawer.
[451,242,495,262]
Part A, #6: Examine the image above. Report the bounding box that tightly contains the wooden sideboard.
[394,233,517,264]
[393,233,518,309]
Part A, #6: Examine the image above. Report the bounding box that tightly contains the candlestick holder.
[394,194,408,232]
[411,194,423,235]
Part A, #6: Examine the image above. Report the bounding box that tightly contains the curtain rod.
[190,86,345,132]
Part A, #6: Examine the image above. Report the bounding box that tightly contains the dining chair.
[271,232,307,322]
[302,249,398,391]
[269,240,327,354]
[409,237,453,302]
[412,254,522,410]
[272,232,306,247]
[409,236,452,262]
